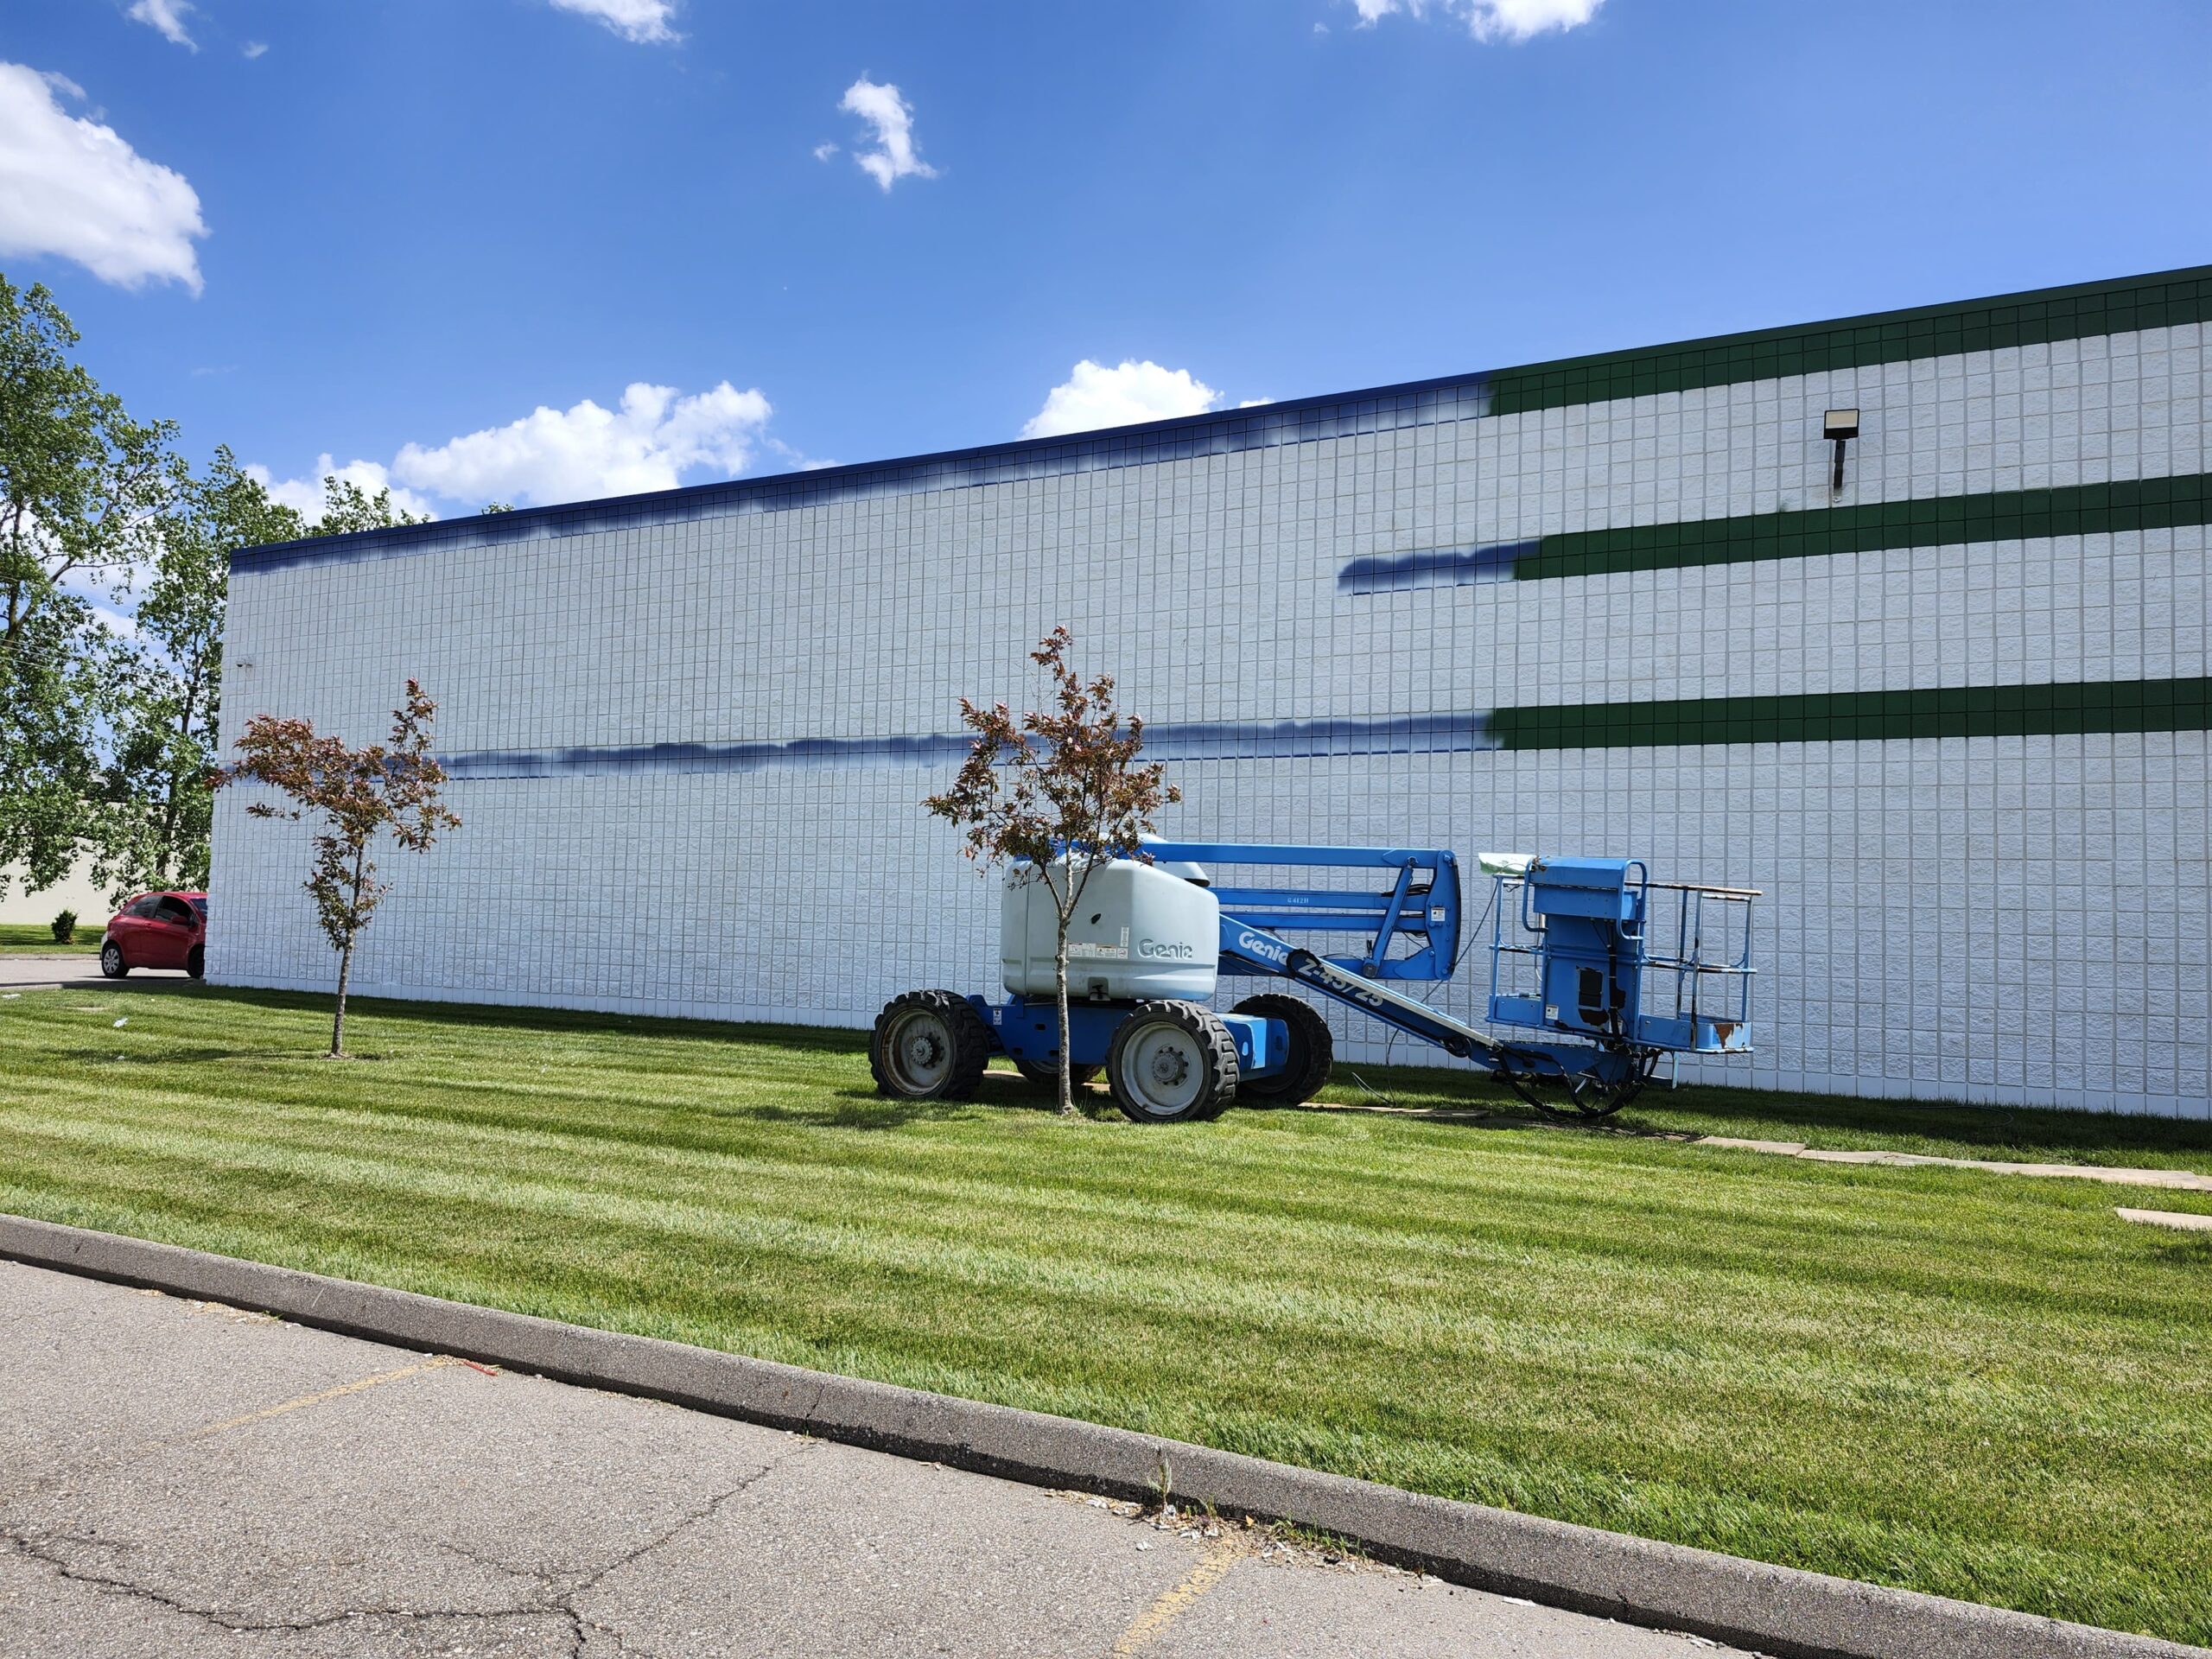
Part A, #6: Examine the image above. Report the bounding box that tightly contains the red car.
[101,891,208,980]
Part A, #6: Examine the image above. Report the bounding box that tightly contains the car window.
[188,896,208,919]
[156,897,197,925]
[126,896,163,919]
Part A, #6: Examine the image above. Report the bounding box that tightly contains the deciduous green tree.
[311,474,425,537]
[0,275,174,898]
[94,448,303,897]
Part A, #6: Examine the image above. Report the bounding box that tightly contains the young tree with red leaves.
[218,680,459,1057]
[926,628,1179,1117]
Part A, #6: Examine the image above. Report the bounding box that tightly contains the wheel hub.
[904,1032,944,1068]
[1148,1046,1190,1087]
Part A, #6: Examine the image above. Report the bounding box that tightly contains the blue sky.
[5,0,2210,516]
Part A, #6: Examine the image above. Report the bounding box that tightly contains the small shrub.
[50,910,77,944]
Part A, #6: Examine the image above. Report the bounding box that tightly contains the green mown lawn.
[0,923,100,955]
[2,984,2208,1642]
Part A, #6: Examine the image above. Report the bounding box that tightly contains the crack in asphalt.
[2,1449,805,1656]
[2,1525,564,1637]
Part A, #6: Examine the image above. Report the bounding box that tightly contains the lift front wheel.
[1107,1000,1239,1124]
[870,990,992,1100]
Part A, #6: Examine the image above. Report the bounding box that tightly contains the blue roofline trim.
[232,374,1493,575]
[232,260,2212,576]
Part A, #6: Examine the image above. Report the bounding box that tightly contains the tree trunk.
[331,936,353,1057]
[331,840,366,1057]
[1053,920,1074,1117]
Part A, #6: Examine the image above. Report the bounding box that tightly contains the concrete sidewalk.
[0,1259,1742,1658]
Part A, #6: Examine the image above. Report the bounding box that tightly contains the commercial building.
[216,266,2212,1116]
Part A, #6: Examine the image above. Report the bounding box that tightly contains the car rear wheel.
[99,940,128,979]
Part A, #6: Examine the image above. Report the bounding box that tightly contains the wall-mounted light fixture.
[1824,408,1859,493]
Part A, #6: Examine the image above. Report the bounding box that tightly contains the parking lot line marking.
[187,1356,457,1439]
[1108,1541,1241,1656]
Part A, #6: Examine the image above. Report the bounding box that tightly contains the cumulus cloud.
[127,0,197,49]
[245,457,439,524]
[838,78,936,191]
[390,381,772,506]
[0,63,207,292]
[543,0,678,44]
[1022,360,1223,440]
[1347,0,1603,41]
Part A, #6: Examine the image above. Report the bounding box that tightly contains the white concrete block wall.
[212,275,2212,1117]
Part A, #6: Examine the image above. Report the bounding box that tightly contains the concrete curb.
[3,1212,2200,1659]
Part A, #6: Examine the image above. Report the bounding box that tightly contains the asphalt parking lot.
[0,957,137,993]
[0,1258,1749,1657]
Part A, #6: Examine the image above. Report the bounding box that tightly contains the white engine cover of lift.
[1001,858,1219,1002]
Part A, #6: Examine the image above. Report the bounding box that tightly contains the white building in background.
[0,861,112,929]
[213,266,2212,1116]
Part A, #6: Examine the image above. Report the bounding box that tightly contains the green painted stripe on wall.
[1513,471,2212,582]
[1484,267,2212,419]
[1490,677,2212,750]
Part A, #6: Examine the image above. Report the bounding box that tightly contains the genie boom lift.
[871,844,1758,1123]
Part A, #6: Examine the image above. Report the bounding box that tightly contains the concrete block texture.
[209,288,2212,1115]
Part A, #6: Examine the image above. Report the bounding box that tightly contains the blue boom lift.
[871,843,1758,1123]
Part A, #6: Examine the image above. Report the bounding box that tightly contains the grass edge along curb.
[2,1213,2199,1659]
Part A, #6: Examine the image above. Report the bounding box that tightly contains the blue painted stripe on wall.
[232,379,1493,576]
[436,713,1501,781]
[1338,542,1534,594]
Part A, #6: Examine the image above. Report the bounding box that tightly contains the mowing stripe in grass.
[3,986,2209,1642]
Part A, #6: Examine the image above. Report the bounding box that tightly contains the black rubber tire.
[99,940,129,979]
[1013,1058,1102,1091]
[186,944,205,981]
[1230,994,1334,1106]
[1106,1000,1239,1124]
[869,989,991,1100]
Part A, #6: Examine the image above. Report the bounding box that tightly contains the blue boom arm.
[1142,842,1461,981]
[1144,842,1643,1087]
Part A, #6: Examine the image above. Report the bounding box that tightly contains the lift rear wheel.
[1013,1058,1102,1092]
[871,990,991,1100]
[1107,1000,1239,1124]
[1499,1046,1659,1122]
[1230,994,1333,1106]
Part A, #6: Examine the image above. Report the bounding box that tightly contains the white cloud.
[0,63,207,292]
[126,0,196,49]
[1346,0,1603,41]
[390,381,772,506]
[245,457,438,523]
[544,0,679,44]
[838,77,936,192]
[812,141,839,162]
[242,41,269,60]
[1022,360,1222,440]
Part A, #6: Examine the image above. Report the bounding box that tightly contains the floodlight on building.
[1824,408,1859,492]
